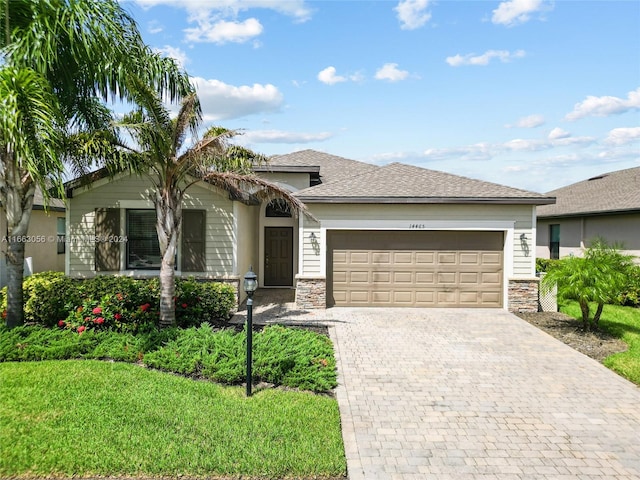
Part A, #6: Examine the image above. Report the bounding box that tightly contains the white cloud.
[241,129,334,144]
[134,0,311,44]
[317,66,347,85]
[604,127,640,146]
[190,76,283,121]
[147,20,163,34]
[184,17,263,44]
[548,127,570,140]
[154,45,189,68]
[491,0,546,26]
[565,88,640,121]
[375,63,409,82]
[395,0,432,30]
[507,114,545,128]
[133,0,312,22]
[446,49,525,67]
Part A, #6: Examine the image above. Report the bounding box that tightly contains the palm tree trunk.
[579,299,591,331]
[155,189,182,328]
[1,159,36,328]
[593,303,604,330]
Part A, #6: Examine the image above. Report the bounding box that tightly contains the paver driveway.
[326,308,640,480]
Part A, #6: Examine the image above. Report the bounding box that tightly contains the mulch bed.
[515,311,628,362]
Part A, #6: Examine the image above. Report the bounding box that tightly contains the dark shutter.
[95,208,120,271]
[181,210,206,272]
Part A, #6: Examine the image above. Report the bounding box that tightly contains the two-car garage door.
[328,230,504,308]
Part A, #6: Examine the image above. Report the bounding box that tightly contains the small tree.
[541,239,635,330]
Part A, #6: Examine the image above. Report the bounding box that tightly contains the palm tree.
[111,81,308,327]
[541,239,635,330]
[0,0,191,327]
[0,66,64,327]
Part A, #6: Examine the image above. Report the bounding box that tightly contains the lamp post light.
[243,267,258,397]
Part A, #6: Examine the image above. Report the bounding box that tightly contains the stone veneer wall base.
[295,276,326,309]
[508,278,539,313]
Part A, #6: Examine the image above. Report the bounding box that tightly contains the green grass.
[561,302,640,385]
[0,360,346,479]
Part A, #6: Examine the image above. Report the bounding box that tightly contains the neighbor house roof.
[295,161,555,205]
[537,166,640,218]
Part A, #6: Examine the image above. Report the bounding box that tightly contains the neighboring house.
[0,189,66,287]
[536,166,640,261]
[64,150,554,312]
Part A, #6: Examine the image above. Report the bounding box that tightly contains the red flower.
[92,307,102,315]
[84,316,90,323]
[181,303,188,308]
[58,320,66,328]
[77,306,83,313]
[140,303,151,312]
[116,293,124,301]
[77,326,86,334]
[114,313,122,320]
[95,317,105,325]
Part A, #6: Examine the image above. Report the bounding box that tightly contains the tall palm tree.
[112,81,308,327]
[0,66,63,327]
[0,0,191,327]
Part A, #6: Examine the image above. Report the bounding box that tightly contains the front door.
[264,227,293,286]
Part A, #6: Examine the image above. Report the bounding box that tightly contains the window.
[127,210,161,269]
[56,217,65,254]
[549,224,560,259]
[265,199,292,218]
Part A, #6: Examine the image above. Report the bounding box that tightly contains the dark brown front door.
[264,227,293,286]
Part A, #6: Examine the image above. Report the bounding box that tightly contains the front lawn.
[0,360,346,479]
[561,302,640,385]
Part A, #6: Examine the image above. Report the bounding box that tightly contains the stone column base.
[295,276,326,309]
[508,278,539,313]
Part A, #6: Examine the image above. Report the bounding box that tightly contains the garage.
[327,230,504,308]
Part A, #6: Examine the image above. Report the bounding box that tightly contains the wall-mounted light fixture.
[309,232,317,241]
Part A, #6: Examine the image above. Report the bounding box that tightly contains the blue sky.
[121,0,639,193]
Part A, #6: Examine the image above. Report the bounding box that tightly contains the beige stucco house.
[536,166,640,262]
[64,150,554,312]
[0,190,66,286]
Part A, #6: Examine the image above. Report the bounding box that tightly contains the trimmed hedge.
[1,272,236,331]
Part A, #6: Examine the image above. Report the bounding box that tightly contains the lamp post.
[243,267,258,397]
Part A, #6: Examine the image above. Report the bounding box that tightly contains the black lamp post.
[243,267,258,396]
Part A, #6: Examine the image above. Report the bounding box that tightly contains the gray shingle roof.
[537,166,640,217]
[266,149,379,185]
[295,161,554,204]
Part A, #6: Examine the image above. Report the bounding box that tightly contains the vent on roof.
[587,174,608,181]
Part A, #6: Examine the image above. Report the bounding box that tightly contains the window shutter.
[181,210,206,272]
[95,208,120,271]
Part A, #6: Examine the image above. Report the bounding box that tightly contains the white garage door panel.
[329,230,504,308]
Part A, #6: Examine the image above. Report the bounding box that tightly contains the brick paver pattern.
[326,308,640,480]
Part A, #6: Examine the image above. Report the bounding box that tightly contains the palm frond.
[202,171,315,221]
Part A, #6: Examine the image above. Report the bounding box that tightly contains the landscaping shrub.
[617,264,640,307]
[2,272,236,331]
[0,272,81,327]
[254,325,336,392]
[0,325,178,363]
[143,324,337,392]
[536,257,559,273]
[174,278,236,328]
[0,324,337,392]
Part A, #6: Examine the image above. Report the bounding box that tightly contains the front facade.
[66,150,554,311]
[536,167,640,261]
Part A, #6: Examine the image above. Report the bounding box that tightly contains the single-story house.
[0,189,66,287]
[536,166,640,261]
[64,149,555,312]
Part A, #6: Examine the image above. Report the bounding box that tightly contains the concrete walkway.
[234,291,640,479]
